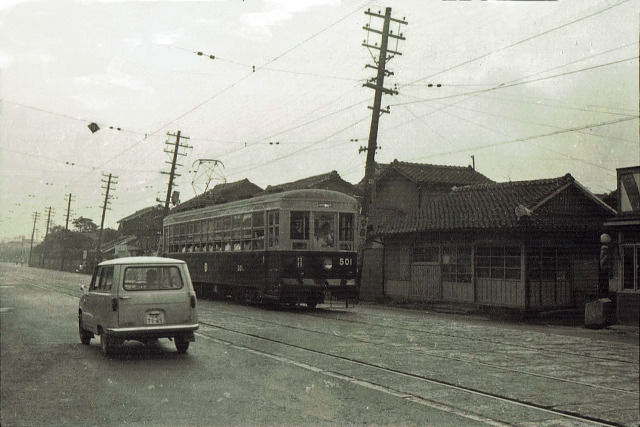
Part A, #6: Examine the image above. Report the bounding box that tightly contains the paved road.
[2,263,638,426]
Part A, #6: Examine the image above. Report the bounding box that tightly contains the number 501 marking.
[339,258,352,266]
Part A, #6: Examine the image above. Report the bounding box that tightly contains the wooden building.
[604,166,640,324]
[378,174,615,313]
[359,161,494,301]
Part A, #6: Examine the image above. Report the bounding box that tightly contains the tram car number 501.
[339,258,353,266]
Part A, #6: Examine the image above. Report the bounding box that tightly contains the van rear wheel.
[175,337,189,354]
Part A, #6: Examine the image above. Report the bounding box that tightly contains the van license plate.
[146,313,164,325]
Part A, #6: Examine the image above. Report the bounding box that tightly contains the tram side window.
[206,219,214,251]
[222,216,232,251]
[314,213,335,249]
[231,214,242,250]
[267,211,279,248]
[290,211,310,250]
[338,213,354,250]
[253,211,265,249]
[242,213,252,250]
[213,217,223,251]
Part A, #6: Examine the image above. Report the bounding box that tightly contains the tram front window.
[339,213,355,250]
[314,213,335,249]
[291,211,310,249]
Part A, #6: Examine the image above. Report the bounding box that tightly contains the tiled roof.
[171,179,263,213]
[263,170,361,197]
[100,235,137,253]
[381,174,612,235]
[117,205,163,223]
[357,160,494,190]
[382,160,495,186]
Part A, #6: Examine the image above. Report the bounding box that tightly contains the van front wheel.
[175,337,190,354]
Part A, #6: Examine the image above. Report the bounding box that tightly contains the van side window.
[97,267,114,292]
[89,268,101,291]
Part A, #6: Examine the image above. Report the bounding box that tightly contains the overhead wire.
[406,116,638,165]
[402,0,633,87]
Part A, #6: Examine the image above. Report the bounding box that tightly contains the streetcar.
[161,189,360,308]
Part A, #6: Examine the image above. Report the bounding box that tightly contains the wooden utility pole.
[95,173,117,265]
[28,211,39,266]
[361,7,407,217]
[60,193,72,271]
[162,131,191,214]
[45,206,53,236]
[41,206,53,267]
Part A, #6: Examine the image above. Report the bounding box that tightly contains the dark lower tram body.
[170,250,359,308]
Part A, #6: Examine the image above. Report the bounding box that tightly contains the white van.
[78,257,199,355]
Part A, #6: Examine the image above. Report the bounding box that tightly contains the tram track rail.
[198,309,637,396]
[9,273,637,426]
[301,307,638,365]
[17,279,638,394]
[196,319,622,427]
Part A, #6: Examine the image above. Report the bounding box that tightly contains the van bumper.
[105,324,199,340]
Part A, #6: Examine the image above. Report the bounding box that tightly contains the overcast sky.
[1,0,638,241]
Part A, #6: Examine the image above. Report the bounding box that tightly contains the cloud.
[74,73,155,95]
[237,0,339,41]
[0,52,14,68]
[151,29,187,45]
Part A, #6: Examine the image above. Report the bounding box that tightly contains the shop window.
[622,245,640,291]
[477,245,521,280]
[526,246,570,282]
[442,245,472,283]
[412,245,439,263]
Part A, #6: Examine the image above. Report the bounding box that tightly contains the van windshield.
[123,266,184,291]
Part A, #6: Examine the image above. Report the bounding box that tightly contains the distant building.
[604,166,640,325]
[263,170,361,199]
[101,205,165,259]
[377,174,615,313]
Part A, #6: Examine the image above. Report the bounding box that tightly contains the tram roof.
[164,189,358,222]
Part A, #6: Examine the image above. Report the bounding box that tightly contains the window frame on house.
[622,244,640,292]
[411,245,439,264]
[442,244,472,283]
[525,246,571,283]
[476,244,522,281]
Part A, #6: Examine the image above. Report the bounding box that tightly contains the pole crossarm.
[364,9,408,25]
[361,43,403,56]
[363,82,398,95]
[362,27,406,41]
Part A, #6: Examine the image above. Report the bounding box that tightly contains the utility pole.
[42,206,53,267]
[28,211,39,266]
[60,193,73,271]
[45,206,53,236]
[95,173,117,265]
[162,131,191,214]
[361,7,407,217]
[64,193,72,231]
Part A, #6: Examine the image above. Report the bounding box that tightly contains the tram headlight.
[322,258,333,271]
